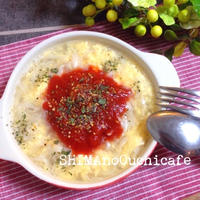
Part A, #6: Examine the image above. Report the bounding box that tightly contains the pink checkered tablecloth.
[0,22,200,200]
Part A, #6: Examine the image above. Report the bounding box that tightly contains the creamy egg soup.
[11,40,156,183]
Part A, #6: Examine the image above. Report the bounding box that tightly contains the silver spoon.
[147,110,200,156]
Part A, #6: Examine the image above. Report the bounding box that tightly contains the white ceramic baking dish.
[0,31,180,189]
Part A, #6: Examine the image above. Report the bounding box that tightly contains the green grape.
[82,4,96,17]
[95,0,106,9]
[85,17,95,26]
[151,25,163,38]
[113,0,123,6]
[134,25,147,37]
[164,29,178,41]
[106,9,118,22]
[108,2,113,7]
[163,0,175,7]
[177,0,189,4]
[147,9,159,23]
[178,9,190,23]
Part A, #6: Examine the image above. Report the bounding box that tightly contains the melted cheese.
[11,40,156,183]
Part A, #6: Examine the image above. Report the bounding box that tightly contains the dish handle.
[0,98,17,162]
[141,52,180,87]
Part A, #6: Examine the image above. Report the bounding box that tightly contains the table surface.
[0,0,86,45]
[1,1,200,199]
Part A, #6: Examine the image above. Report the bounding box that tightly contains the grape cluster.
[135,9,162,39]
[82,0,197,39]
[82,0,123,26]
[133,0,193,38]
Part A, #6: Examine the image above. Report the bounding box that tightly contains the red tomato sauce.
[43,66,132,155]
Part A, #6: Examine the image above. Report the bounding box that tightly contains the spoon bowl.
[147,110,200,156]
